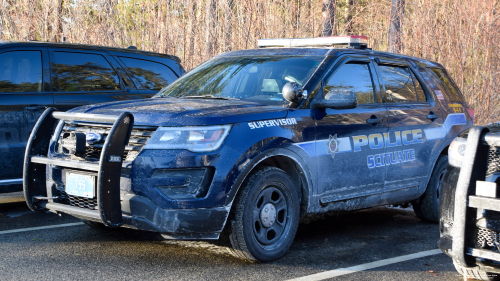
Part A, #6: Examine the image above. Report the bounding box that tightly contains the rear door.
[116,56,179,97]
[0,46,52,187]
[373,57,444,193]
[314,55,389,204]
[49,48,140,112]
[423,67,471,138]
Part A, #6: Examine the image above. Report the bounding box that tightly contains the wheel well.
[441,145,449,155]
[249,155,309,216]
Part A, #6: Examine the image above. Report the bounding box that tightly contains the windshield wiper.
[179,95,239,101]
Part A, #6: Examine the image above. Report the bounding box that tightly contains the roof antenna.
[62,36,66,43]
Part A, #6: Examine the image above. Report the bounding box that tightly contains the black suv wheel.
[226,167,300,261]
[414,155,448,222]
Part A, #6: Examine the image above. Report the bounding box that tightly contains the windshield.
[154,56,324,105]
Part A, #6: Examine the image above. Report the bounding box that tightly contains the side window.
[0,51,43,92]
[119,57,177,90]
[54,52,120,92]
[378,65,418,103]
[324,63,375,104]
[410,71,427,102]
[427,68,465,103]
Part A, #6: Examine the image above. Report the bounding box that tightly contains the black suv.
[0,41,184,193]
[25,36,472,261]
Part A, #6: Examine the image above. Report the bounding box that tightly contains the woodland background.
[0,0,498,123]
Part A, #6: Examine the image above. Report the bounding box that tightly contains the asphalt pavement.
[0,198,464,281]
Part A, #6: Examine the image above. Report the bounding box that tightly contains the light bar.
[258,36,368,49]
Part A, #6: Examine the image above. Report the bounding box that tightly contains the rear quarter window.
[119,57,178,90]
[426,68,465,103]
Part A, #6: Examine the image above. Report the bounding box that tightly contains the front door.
[0,47,52,189]
[314,55,388,204]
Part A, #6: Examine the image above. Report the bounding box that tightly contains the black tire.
[454,261,500,281]
[225,167,300,262]
[414,155,448,222]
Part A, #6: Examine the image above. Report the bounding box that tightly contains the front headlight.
[448,137,467,167]
[143,125,232,152]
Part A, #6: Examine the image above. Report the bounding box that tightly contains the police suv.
[24,36,473,261]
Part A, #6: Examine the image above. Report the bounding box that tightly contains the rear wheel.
[454,261,500,281]
[225,167,300,262]
[414,155,448,222]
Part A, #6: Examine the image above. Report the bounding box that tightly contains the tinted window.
[410,71,427,102]
[0,51,42,92]
[120,57,177,90]
[379,65,418,103]
[427,68,465,103]
[155,56,324,106]
[324,63,375,104]
[54,52,120,91]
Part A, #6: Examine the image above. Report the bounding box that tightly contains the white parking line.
[287,249,443,281]
[0,222,84,235]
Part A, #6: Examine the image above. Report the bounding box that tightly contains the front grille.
[57,122,155,163]
[487,147,500,177]
[57,189,98,210]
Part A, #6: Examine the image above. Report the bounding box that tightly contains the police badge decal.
[327,134,339,159]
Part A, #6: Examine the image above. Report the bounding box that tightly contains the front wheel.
[226,167,300,262]
[414,155,448,222]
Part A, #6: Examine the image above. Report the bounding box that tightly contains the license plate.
[66,172,95,198]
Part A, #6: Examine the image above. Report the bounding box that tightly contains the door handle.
[366,117,383,125]
[427,112,439,121]
[25,106,47,111]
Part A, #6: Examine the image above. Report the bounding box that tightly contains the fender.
[415,137,453,197]
[224,141,314,213]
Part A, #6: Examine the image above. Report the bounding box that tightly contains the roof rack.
[258,36,368,49]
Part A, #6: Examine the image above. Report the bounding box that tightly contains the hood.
[69,98,289,126]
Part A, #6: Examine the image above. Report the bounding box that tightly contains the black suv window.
[325,63,375,104]
[119,57,177,90]
[54,52,120,92]
[410,71,427,102]
[427,68,465,103]
[0,51,43,92]
[379,65,425,103]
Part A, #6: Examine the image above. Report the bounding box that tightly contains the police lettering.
[367,149,416,169]
[353,129,423,152]
[248,118,297,129]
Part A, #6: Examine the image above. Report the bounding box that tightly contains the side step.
[23,108,134,227]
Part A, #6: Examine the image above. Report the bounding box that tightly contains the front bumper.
[42,193,229,239]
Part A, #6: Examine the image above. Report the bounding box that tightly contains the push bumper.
[23,108,229,239]
[447,126,500,268]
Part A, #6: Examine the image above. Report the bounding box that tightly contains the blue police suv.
[24,36,473,261]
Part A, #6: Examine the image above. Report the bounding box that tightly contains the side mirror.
[311,89,357,109]
[282,82,307,103]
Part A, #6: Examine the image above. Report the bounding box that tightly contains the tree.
[53,0,63,42]
[224,0,233,52]
[321,0,337,36]
[205,0,218,58]
[345,0,354,34]
[388,0,405,53]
